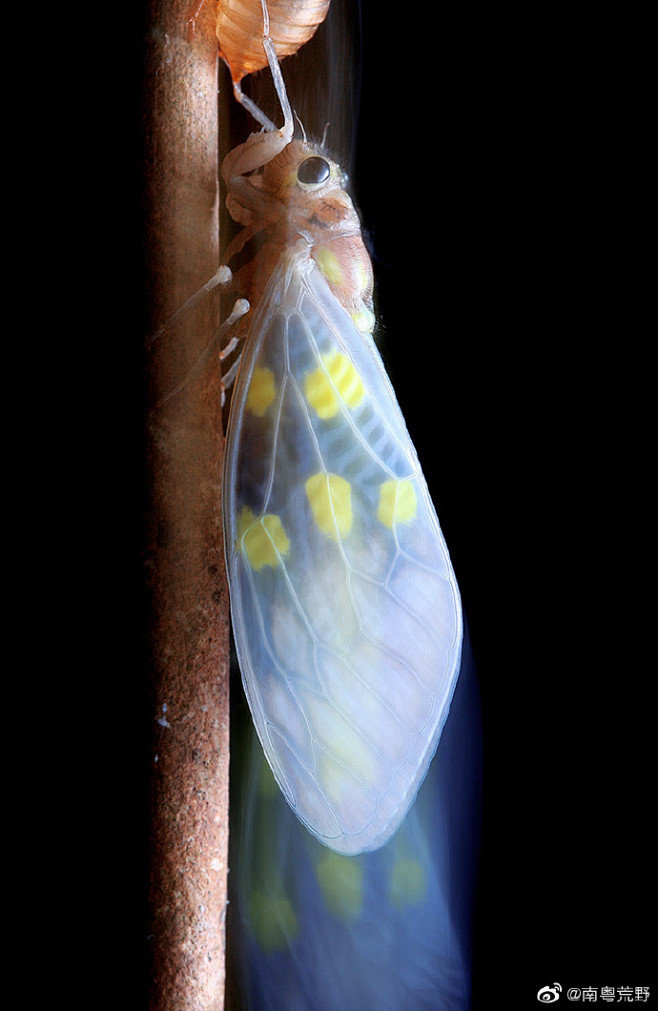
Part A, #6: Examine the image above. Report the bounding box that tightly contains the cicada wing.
[229,644,480,1011]
[223,251,462,854]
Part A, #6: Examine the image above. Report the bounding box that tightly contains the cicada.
[219,3,463,856]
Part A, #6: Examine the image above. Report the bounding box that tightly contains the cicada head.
[261,139,358,236]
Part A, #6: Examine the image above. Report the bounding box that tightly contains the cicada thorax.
[224,138,376,342]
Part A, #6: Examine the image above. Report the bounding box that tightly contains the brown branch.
[143,2,231,1008]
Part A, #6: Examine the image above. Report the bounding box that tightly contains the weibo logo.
[537,983,562,1002]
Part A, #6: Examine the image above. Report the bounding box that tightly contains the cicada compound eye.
[297,155,331,187]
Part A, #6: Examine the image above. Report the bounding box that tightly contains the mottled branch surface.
[143,3,230,1009]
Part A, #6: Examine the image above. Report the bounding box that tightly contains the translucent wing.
[228,632,480,1010]
[223,246,462,855]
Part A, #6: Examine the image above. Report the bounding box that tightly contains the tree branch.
[143,3,230,1008]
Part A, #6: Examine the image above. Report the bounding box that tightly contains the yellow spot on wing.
[246,366,276,416]
[305,473,352,540]
[377,479,417,528]
[388,857,427,910]
[237,506,290,570]
[315,852,363,921]
[249,888,299,952]
[304,352,365,419]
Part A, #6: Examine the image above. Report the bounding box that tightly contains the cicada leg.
[149,0,296,409]
[146,264,233,348]
[218,344,242,408]
[230,79,277,132]
[220,0,294,185]
[150,275,250,408]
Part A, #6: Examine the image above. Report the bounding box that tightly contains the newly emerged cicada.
[217,1,463,856]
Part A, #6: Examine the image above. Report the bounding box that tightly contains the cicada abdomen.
[220,3,463,856]
[216,0,331,82]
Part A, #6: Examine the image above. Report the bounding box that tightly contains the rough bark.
[143,2,230,1008]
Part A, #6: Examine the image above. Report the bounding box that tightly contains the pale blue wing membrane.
[224,249,462,854]
[228,645,480,1011]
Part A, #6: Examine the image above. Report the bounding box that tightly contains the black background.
[66,0,653,1006]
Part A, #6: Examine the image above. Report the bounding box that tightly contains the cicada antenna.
[294,110,308,142]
